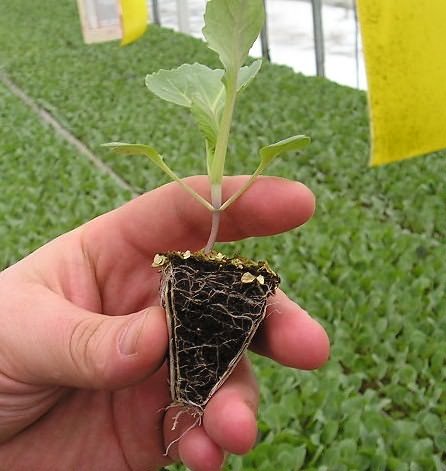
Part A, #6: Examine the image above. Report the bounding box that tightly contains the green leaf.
[102,142,214,211]
[435,433,446,452]
[102,142,165,166]
[190,103,220,150]
[238,59,262,92]
[259,135,311,171]
[421,413,443,437]
[145,63,224,109]
[321,420,339,444]
[203,0,265,79]
[294,445,307,470]
[220,134,311,211]
[145,63,225,149]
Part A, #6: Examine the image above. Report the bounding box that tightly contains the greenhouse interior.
[0,1,445,470]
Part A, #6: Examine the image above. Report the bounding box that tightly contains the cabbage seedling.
[104,0,310,416]
[104,0,310,253]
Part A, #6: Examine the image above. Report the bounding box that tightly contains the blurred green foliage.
[0,1,445,469]
[0,83,131,269]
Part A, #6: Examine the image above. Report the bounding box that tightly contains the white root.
[164,407,204,457]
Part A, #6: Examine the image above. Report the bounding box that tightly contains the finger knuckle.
[68,317,112,388]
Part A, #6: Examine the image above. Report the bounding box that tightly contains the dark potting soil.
[159,252,280,408]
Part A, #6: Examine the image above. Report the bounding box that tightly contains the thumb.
[3,287,168,390]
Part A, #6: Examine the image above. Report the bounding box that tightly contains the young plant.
[104,0,310,254]
[104,0,310,422]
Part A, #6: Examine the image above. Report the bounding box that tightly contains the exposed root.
[164,405,204,457]
[157,401,183,415]
[171,406,201,431]
[265,295,281,319]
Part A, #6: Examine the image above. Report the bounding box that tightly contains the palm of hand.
[0,232,177,470]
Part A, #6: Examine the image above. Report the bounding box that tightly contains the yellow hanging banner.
[120,0,148,46]
[356,0,446,166]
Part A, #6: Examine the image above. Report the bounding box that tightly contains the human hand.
[0,176,329,471]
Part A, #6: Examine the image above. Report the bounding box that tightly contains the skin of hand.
[0,176,329,471]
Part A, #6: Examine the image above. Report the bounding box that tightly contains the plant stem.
[204,184,222,253]
[220,166,263,211]
[205,75,238,253]
[210,80,237,185]
[159,160,215,212]
[204,211,221,254]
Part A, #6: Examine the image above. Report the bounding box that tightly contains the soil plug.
[155,252,280,409]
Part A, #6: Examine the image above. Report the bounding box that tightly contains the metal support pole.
[260,0,271,61]
[152,0,161,25]
[176,0,190,34]
[311,0,325,77]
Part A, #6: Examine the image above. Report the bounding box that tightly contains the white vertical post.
[176,0,190,34]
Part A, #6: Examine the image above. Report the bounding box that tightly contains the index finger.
[86,175,315,257]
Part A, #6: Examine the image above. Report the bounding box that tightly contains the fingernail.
[119,313,146,356]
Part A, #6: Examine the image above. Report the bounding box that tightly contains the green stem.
[204,75,238,252]
[219,164,264,211]
[159,160,215,212]
[210,80,237,185]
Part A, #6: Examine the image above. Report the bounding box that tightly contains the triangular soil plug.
[154,251,280,410]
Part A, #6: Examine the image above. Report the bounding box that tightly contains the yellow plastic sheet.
[357,0,446,166]
[120,0,148,46]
